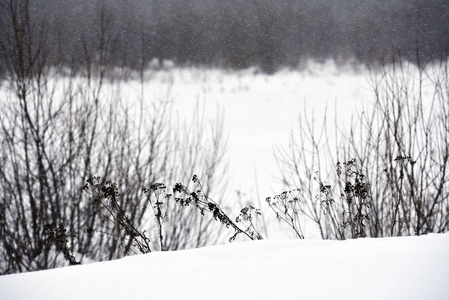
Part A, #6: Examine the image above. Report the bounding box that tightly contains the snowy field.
[0,62,372,207]
[0,61,436,234]
[129,61,373,204]
[2,63,446,299]
[1,233,448,300]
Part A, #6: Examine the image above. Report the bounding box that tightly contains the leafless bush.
[275,55,449,239]
[0,0,227,274]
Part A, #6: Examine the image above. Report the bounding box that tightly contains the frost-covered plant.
[268,159,371,240]
[143,183,170,251]
[173,175,263,242]
[337,159,371,238]
[83,175,262,258]
[266,189,304,239]
[83,177,152,256]
[43,223,80,266]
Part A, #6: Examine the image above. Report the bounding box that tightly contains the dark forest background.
[1,0,449,74]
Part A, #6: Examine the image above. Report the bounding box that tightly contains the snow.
[0,62,374,208]
[127,63,372,203]
[121,64,373,239]
[2,63,446,298]
[1,233,448,300]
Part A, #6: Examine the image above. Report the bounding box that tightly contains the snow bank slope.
[1,234,448,300]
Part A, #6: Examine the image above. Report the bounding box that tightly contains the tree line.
[1,0,448,75]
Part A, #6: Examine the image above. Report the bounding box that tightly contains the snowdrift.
[1,233,448,300]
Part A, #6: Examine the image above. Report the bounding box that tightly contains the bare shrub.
[275,55,449,239]
[0,0,227,274]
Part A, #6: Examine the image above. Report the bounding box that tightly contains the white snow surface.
[1,233,448,300]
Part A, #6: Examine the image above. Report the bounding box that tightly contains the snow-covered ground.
[1,233,448,300]
[2,63,446,299]
[131,62,373,204]
[119,63,375,238]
